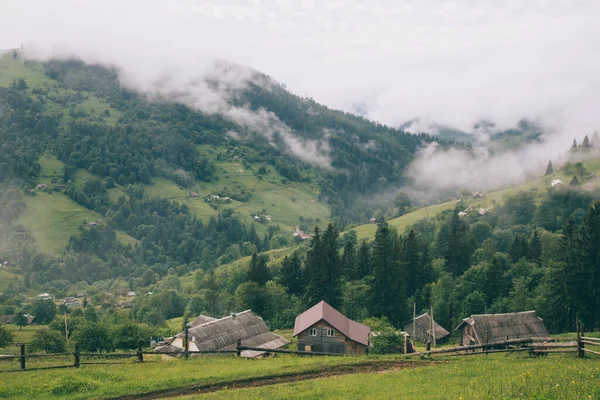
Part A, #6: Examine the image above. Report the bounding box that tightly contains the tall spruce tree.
[444,208,476,277]
[303,226,326,307]
[545,161,554,176]
[247,253,270,285]
[371,220,407,326]
[402,229,421,297]
[509,234,529,262]
[280,252,304,296]
[578,201,600,326]
[528,229,542,264]
[582,135,591,149]
[321,223,342,308]
[356,240,371,279]
[340,240,357,280]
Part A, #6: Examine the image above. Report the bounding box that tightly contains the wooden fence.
[578,323,600,357]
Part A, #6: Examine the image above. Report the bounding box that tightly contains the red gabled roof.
[293,301,370,346]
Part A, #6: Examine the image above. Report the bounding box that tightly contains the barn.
[155,310,289,358]
[455,311,550,346]
[293,301,370,355]
[403,313,450,344]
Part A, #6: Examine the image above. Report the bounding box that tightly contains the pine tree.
[569,176,580,187]
[204,270,220,317]
[509,234,529,262]
[247,253,270,285]
[280,252,303,296]
[444,208,476,276]
[545,161,554,176]
[528,230,542,264]
[571,138,578,151]
[402,229,421,297]
[321,223,342,308]
[356,240,371,279]
[578,201,600,326]
[561,217,591,325]
[371,220,407,326]
[592,130,600,147]
[304,226,326,307]
[582,135,591,149]
[340,240,357,280]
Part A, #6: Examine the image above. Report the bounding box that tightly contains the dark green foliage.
[355,240,371,279]
[112,322,151,350]
[0,324,13,347]
[247,253,270,286]
[340,240,356,280]
[509,234,529,262]
[30,299,57,324]
[235,281,266,315]
[28,329,66,354]
[72,322,113,352]
[371,220,407,326]
[444,209,476,277]
[279,253,303,296]
[545,161,554,175]
[303,224,342,308]
[13,311,28,330]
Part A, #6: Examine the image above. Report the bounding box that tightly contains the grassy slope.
[0,354,388,399]
[195,355,600,400]
[352,157,600,241]
[0,270,20,292]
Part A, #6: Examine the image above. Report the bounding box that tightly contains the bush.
[28,329,66,354]
[0,324,13,347]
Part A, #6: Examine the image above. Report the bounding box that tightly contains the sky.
[1,0,599,135]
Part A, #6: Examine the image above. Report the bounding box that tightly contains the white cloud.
[1,0,599,180]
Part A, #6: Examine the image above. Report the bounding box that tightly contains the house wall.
[297,320,366,355]
[460,325,478,346]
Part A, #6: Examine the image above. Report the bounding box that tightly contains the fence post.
[184,327,189,359]
[236,339,242,357]
[137,340,143,363]
[19,344,26,370]
[74,343,80,368]
[578,324,585,358]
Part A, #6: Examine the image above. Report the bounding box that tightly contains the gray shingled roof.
[455,311,550,344]
[403,313,450,342]
[156,310,288,358]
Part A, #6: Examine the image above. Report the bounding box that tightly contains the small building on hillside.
[403,313,450,344]
[155,310,288,358]
[369,217,377,224]
[455,311,550,346]
[62,297,82,308]
[116,300,133,308]
[38,293,52,300]
[293,301,371,355]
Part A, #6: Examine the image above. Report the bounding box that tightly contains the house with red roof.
[293,300,370,355]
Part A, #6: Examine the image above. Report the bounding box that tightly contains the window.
[327,329,335,337]
[309,328,318,336]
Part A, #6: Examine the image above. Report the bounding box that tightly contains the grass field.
[190,355,600,400]
[0,354,389,399]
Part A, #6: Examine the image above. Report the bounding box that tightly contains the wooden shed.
[455,311,550,346]
[293,301,370,355]
[403,313,450,344]
[155,310,289,358]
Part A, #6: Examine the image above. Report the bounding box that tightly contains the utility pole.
[64,312,68,342]
[431,306,436,348]
[412,302,416,340]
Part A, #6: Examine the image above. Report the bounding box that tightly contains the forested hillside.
[1,48,600,348]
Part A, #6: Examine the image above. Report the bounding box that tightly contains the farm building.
[403,313,450,344]
[155,310,288,358]
[187,314,217,328]
[293,301,371,355]
[455,311,550,346]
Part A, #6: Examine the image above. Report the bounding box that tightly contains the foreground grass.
[0,355,392,399]
[192,355,600,400]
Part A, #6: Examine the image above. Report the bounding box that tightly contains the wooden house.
[403,313,450,344]
[155,310,288,358]
[455,311,550,346]
[293,301,370,355]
